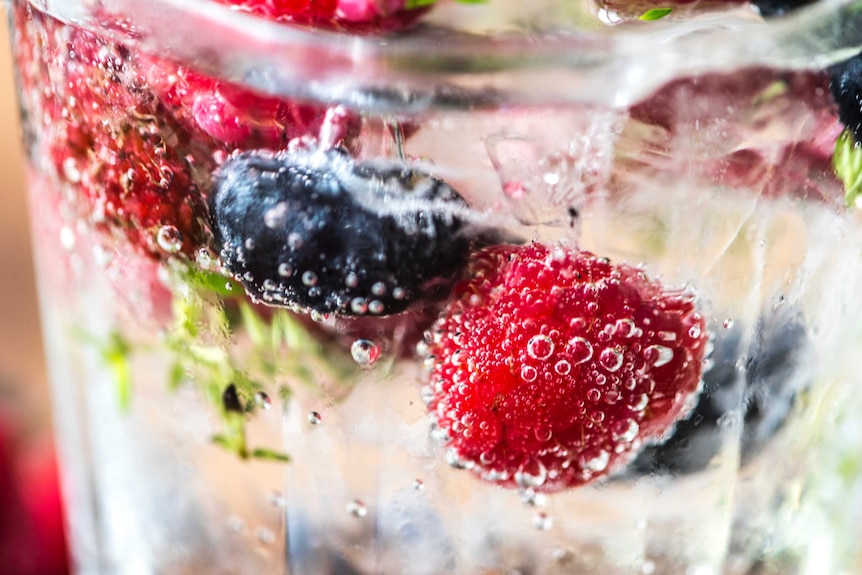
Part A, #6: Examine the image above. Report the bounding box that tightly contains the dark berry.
[829,51,862,144]
[752,0,817,17]
[629,307,809,476]
[210,148,474,316]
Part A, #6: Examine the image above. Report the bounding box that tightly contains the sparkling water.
[11,0,862,573]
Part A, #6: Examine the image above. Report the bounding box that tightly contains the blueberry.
[628,308,810,476]
[829,51,862,144]
[751,0,817,17]
[209,148,474,316]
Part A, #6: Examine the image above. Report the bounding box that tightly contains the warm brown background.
[0,15,50,433]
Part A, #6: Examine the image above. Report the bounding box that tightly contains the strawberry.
[423,242,708,491]
[212,0,431,34]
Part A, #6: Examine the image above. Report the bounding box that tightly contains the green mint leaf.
[250,448,292,463]
[103,332,133,411]
[639,7,673,20]
[833,128,862,207]
[184,268,243,297]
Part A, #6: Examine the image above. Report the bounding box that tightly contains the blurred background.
[0,11,69,575]
[0,0,46,420]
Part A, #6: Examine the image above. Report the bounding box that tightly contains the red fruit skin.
[424,243,708,492]
[212,0,431,34]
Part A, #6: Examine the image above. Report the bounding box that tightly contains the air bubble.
[368,300,384,315]
[254,392,271,410]
[413,479,425,491]
[520,365,538,383]
[554,360,572,375]
[568,337,593,365]
[520,488,547,507]
[614,318,636,338]
[302,271,318,286]
[345,272,359,288]
[582,450,609,472]
[256,527,276,545]
[346,500,367,518]
[630,394,649,412]
[479,450,496,465]
[527,335,555,360]
[722,319,734,329]
[278,263,293,277]
[351,340,380,367]
[371,282,387,296]
[599,347,624,372]
[688,324,702,339]
[308,411,322,425]
[196,248,215,269]
[533,511,554,531]
[350,298,368,314]
[156,225,183,254]
[644,345,673,367]
[263,202,288,228]
[59,226,76,251]
[612,419,639,442]
[446,448,472,470]
[268,491,286,508]
[534,427,552,442]
[587,388,601,402]
[515,461,548,489]
[227,515,246,533]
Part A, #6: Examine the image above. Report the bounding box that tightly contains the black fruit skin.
[628,308,809,476]
[209,148,473,316]
[829,51,862,144]
[751,0,817,17]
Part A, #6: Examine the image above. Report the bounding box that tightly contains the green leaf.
[250,448,292,463]
[103,332,133,411]
[184,268,243,297]
[639,7,673,20]
[833,128,862,207]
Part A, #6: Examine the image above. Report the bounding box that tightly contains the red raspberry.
[212,0,431,33]
[424,243,708,492]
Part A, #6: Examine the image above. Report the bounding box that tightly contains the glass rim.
[44,0,862,110]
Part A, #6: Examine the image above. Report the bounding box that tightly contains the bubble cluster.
[422,243,709,491]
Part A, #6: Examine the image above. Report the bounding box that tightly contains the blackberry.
[829,51,862,144]
[209,148,474,316]
[629,307,809,476]
[752,0,817,17]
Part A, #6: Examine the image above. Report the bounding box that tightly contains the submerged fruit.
[630,307,809,476]
[212,0,432,33]
[423,243,708,491]
[829,51,862,144]
[210,148,475,316]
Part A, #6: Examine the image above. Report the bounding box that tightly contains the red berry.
[626,68,843,204]
[424,243,708,491]
[212,0,431,34]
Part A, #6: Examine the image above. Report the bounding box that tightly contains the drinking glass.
[9,0,862,573]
